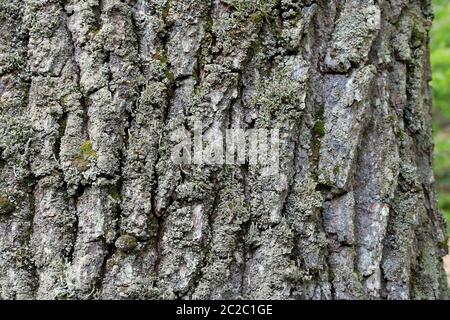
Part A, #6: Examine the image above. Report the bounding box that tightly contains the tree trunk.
[0,0,448,300]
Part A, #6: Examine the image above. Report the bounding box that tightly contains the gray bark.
[0,0,448,300]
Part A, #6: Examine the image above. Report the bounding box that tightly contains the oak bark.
[0,0,448,299]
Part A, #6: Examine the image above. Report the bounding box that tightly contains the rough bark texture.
[0,0,448,300]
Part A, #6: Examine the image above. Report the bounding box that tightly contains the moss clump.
[59,95,68,109]
[109,186,122,201]
[115,234,138,253]
[162,0,171,20]
[333,165,341,175]
[72,140,97,171]
[310,136,321,169]
[0,196,15,215]
[313,120,325,138]
[153,50,168,65]
[88,25,101,37]
[164,69,175,82]
[395,128,405,141]
[310,106,326,168]
[328,269,336,282]
[80,140,97,159]
[251,11,265,24]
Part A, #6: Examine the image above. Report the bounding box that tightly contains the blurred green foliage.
[431,0,450,233]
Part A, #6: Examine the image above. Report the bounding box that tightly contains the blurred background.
[432,0,450,235]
